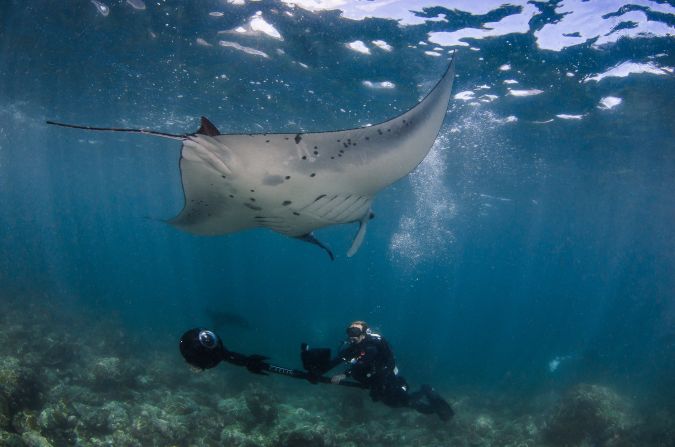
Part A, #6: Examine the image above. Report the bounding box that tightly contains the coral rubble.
[543,383,634,446]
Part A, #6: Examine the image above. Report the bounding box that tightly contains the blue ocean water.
[1,0,674,431]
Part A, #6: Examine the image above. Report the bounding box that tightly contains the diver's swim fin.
[422,385,454,422]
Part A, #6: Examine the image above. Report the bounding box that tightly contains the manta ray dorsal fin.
[195,116,221,136]
[347,211,371,257]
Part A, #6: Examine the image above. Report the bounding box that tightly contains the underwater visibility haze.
[0,1,674,446]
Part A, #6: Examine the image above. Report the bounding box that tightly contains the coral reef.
[543,383,634,446]
[244,384,279,427]
[273,423,334,447]
[0,293,672,446]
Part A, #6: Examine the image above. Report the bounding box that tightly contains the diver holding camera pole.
[179,328,364,388]
[179,321,453,421]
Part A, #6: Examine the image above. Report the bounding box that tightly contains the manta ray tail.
[297,233,335,261]
[46,116,222,141]
[46,120,187,140]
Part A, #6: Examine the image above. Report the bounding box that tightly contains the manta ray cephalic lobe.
[47,57,456,260]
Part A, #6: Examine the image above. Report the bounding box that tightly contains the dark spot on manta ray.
[293,212,300,216]
[314,146,318,149]
[229,194,234,198]
[331,156,335,159]
[285,175,291,180]
[250,189,255,192]
[313,150,318,155]
[301,155,307,160]
[337,139,341,142]
[284,137,289,140]
[295,134,302,144]
[310,173,316,177]
[249,197,256,202]
[339,149,344,153]
[221,175,226,179]
[282,200,292,206]
[244,203,262,211]
[266,140,270,143]
[263,175,284,186]
[365,136,370,140]
[378,129,383,135]
[343,142,348,148]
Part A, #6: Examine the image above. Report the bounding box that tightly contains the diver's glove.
[245,354,270,375]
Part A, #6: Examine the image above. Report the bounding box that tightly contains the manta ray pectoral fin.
[297,233,335,261]
[347,210,371,258]
[195,116,221,136]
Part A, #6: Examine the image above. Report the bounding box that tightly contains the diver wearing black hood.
[325,321,453,421]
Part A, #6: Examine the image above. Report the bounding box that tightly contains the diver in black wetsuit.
[325,321,453,421]
[178,323,453,421]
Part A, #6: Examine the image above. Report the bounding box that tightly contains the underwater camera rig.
[179,328,365,388]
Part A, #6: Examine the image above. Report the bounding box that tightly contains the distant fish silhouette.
[205,308,252,331]
[47,57,456,259]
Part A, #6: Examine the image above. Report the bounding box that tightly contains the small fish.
[548,355,572,372]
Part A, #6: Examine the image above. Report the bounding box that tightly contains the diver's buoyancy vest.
[343,333,398,382]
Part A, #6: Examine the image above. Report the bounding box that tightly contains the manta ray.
[48,57,455,259]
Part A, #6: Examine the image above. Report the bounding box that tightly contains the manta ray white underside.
[48,57,456,259]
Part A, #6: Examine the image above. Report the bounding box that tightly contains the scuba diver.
[323,321,453,421]
[179,321,453,422]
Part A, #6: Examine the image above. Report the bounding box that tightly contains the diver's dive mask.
[179,328,225,370]
[346,326,367,338]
